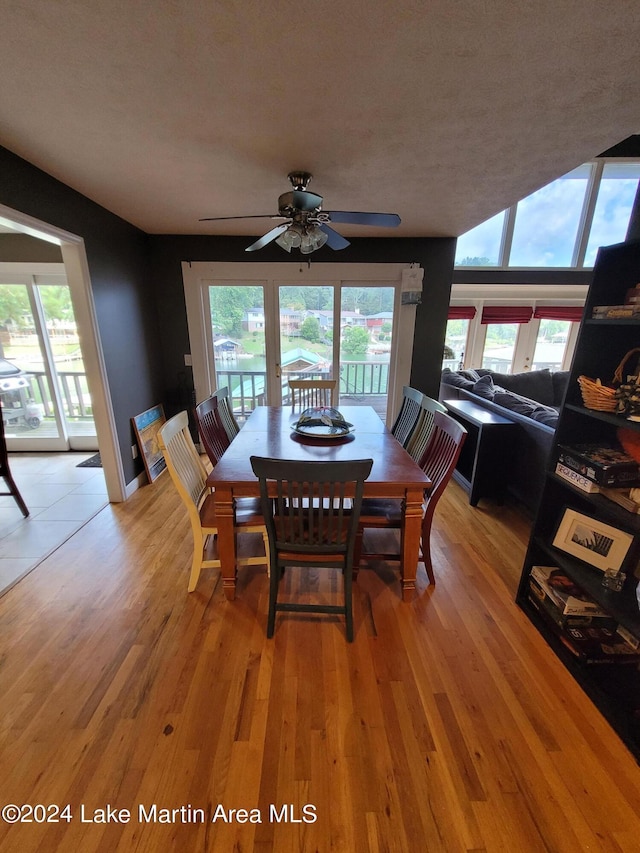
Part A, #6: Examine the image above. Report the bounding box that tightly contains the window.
[454,158,639,270]
[447,286,586,374]
[442,307,476,369]
[455,211,506,267]
[509,165,592,267]
[584,163,640,267]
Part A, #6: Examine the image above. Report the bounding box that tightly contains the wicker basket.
[578,348,640,413]
[577,376,617,411]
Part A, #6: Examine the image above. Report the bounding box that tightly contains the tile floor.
[0,452,108,597]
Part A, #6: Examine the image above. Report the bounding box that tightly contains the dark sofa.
[439,367,569,512]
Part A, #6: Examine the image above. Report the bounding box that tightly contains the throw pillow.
[460,368,481,382]
[441,369,476,390]
[472,374,496,400]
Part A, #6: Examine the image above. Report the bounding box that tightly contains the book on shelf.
[600,486,640,514]
[527,592,639,664]
[554,462,600,493]
[617,624,640,650]
[557,444,640,487]
[591,305,640,319]
[529,566,617,628]
[559,625,640,665]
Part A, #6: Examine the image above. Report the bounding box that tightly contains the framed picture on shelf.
[552,508,633,573]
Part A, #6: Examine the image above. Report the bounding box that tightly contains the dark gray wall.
[0,145,161,484]
[0,143,457,485]
[147,235,457,414]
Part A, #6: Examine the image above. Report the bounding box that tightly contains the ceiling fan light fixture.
[275,223,302,252]
[300,223,328,254]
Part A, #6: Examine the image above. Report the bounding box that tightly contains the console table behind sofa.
[438,382,556,513]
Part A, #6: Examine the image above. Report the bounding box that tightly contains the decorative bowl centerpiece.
[293,406,354,438]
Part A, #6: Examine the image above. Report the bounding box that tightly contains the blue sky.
[455,163,639,268]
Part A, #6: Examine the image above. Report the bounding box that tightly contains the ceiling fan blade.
[318,223,350,250]
[199,214,284,222]
[292,190,323,211]
[245,223,290,252]
[326,211,401,227]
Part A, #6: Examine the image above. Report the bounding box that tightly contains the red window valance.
[533,306,583,322]
[481,306,533,324]
[448,306,476,320]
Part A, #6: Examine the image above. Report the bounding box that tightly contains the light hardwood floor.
[1,473,639,852]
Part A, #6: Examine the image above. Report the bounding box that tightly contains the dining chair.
[212,386,241,441]
[355,410,467,585]
[250,455,373,641]
[390,385,426,447]
[404,395,447,463]
[0,413,28,517]
[159,411,269,592]
[195,393,231,468]
[288,378,337,409]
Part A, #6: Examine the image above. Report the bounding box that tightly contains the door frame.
[0,204,126,502]
[182,261,419,424]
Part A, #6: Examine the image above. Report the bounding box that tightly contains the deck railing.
[23,370,93,419]
[216,361,390,418]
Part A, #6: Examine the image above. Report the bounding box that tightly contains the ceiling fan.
[199,171,401,254]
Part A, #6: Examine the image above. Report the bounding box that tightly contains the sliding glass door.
[183,263,417,426]
[0,276,98,451]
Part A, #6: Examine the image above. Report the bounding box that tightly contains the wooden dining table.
[206,406,431,602]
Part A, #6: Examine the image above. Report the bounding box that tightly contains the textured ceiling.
[0,1,639,240]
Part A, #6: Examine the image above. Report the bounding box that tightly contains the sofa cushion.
[493,389,539,418]
[486,368,554,406]
[529,405,560,427]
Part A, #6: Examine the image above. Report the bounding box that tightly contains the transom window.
[455,159,640,270]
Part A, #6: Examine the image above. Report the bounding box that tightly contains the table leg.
[214,488,237,600]
[401,487,424,601]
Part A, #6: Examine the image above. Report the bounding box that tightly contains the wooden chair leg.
[344,565,354,642]
[188,532,205,592]
[421,510,436,586]
[262,532,270,576]
[267,566,279,638]
[352,531,363,580]
[2,474,29,517]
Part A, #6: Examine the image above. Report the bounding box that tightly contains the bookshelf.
[516,239,640,761]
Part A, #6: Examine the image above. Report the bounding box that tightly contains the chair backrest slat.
[404,395,447,462]
[195,393,232,467]
[250,457,372,556]
[417,410,467,501]
[159,411,209,513]
[288,379,337,409]
[391,385,424,447]
[214,386,240,440]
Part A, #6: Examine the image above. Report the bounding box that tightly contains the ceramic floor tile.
[39,469,99,485]
[15,483,79,508]
[70,475,108,495]
[35,493,107,522]
[0,559,37,591]
[0,519,82,559]
[0,452,107,597]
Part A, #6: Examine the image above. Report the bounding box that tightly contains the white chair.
[288,378,337,409]
[158,411,268,592]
